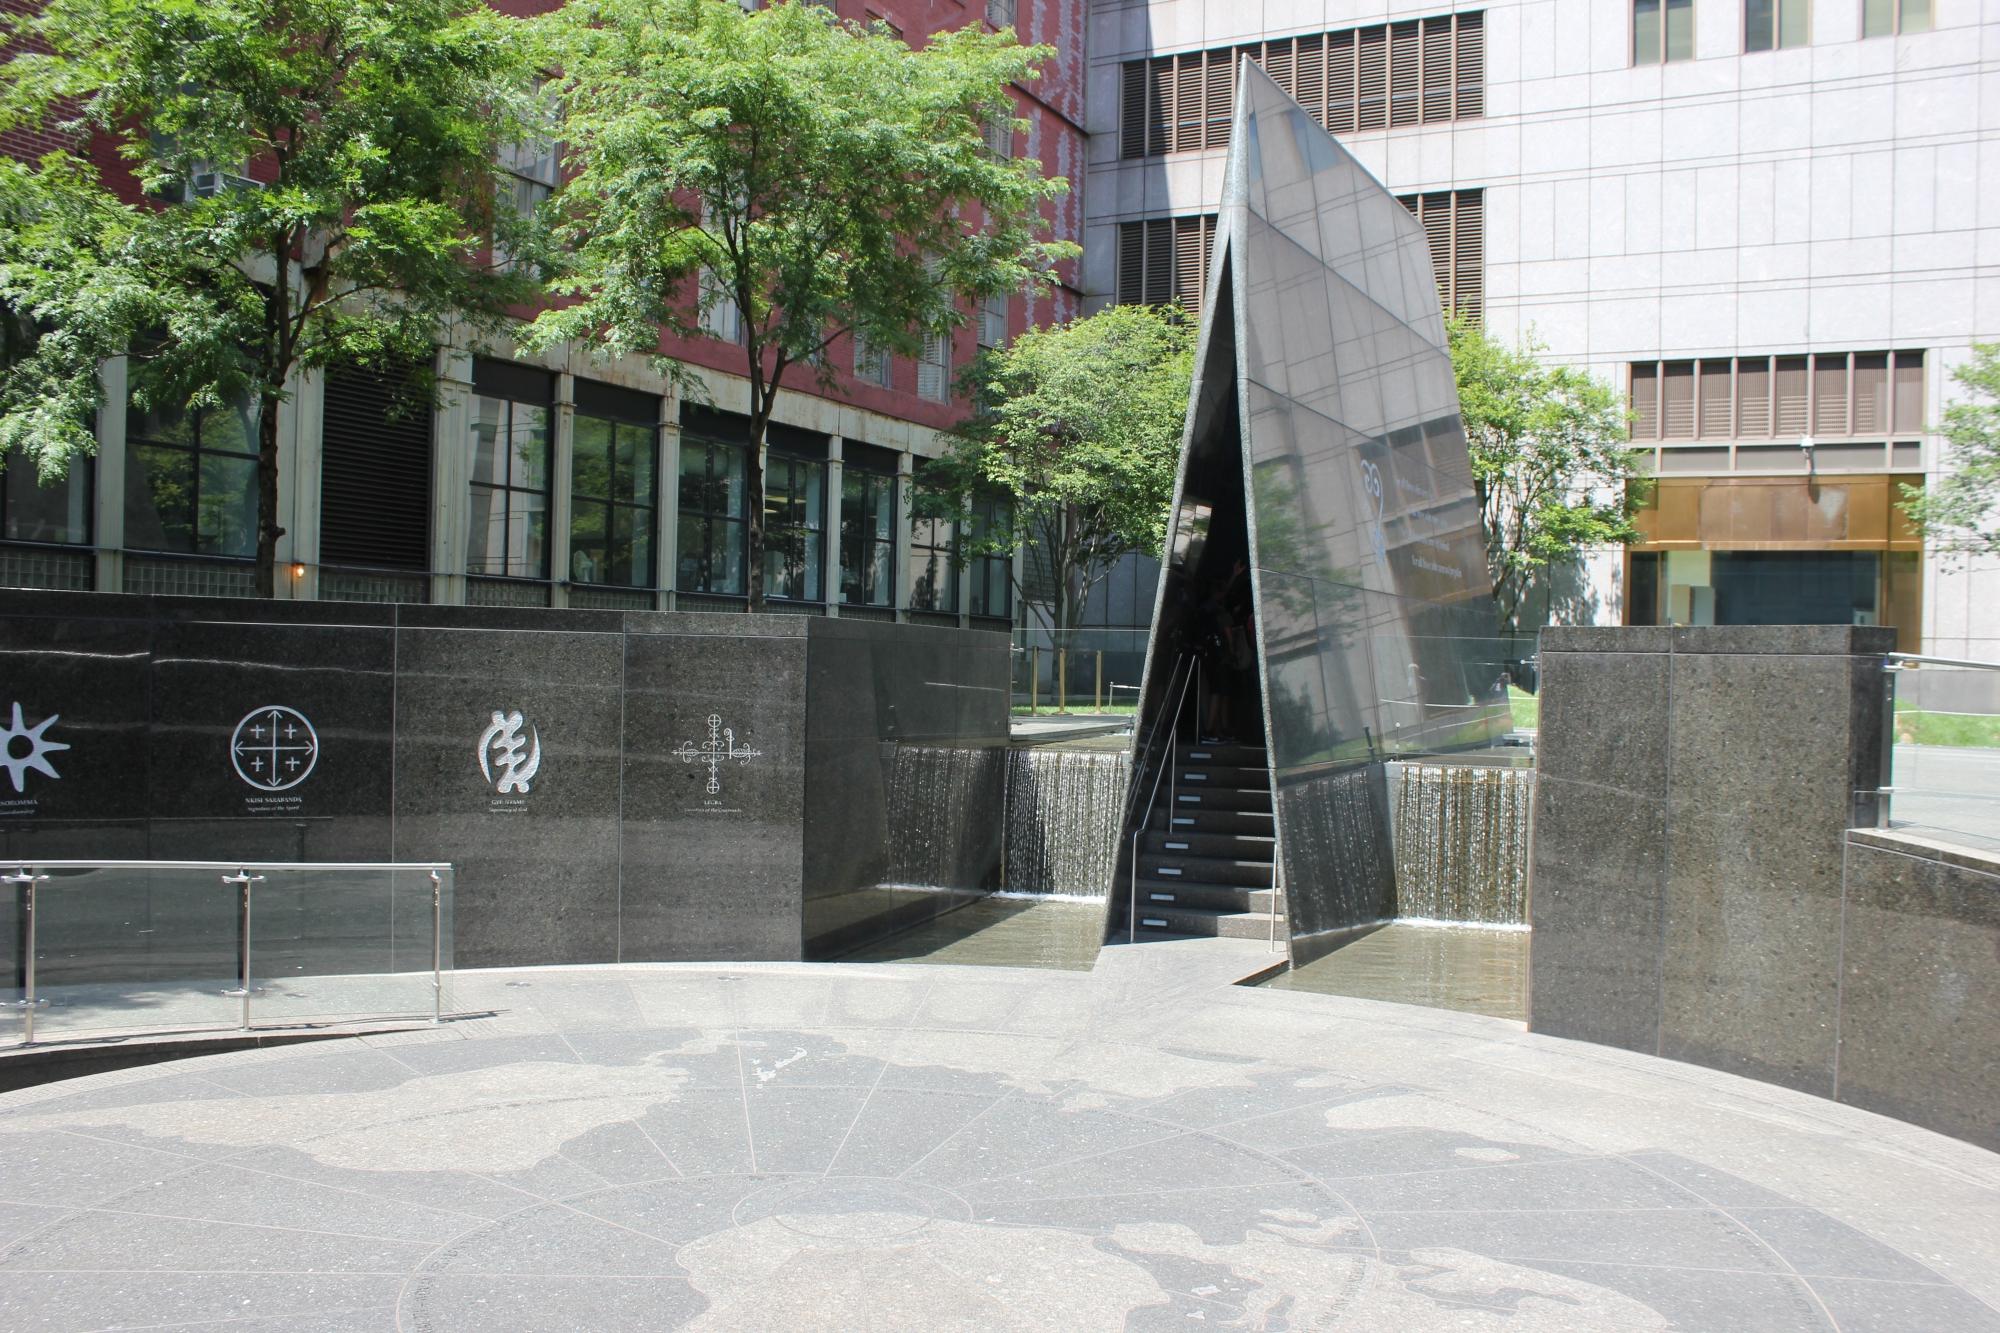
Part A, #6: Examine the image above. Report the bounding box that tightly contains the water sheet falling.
[1392,764,1534,925]
[883,745,1007,890]
[1001,749,1130,899]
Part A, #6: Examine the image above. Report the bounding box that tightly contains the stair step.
[1141,830,1276,860]
[1169,762,1268,788]
[1115,903,1282,941]
[1175,742,1267,768]
[1148,807,1275,836]
[1164,786,1272,814]
[1141,856,1276,887]
[1127,883,1283,914]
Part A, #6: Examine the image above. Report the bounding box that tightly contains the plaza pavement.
[0,935,1996,1330]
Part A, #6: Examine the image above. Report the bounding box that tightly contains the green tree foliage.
[526,0,1075,610]
[932,302,1194,636]
[1447,315,1646,629]
[0,0,542,595]
[1901,343,2000,557]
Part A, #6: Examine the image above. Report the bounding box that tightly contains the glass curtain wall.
[840,469,896,606]
[125,394,259,557]
[466,363,552,580]
[968,494,1012,619]
[678,435,748,596]
[569,385,659,589]
[3,446,91,546]
[764,453,826,602]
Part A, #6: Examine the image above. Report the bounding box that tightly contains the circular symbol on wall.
[230,705,319,792]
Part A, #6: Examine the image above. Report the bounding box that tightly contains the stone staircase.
[1118,740,1283,941]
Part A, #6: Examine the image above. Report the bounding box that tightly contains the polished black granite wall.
[1530,625,1895,1096]
[0,592,1006,968]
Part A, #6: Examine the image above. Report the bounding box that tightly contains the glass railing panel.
[249,866,451,1026]
[29,865,243,1040]
[1887,659,2000,851]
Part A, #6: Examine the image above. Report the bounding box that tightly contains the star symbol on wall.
[0,703,69,794]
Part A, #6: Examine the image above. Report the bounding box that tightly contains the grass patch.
[1894,706,2000,748]
[1509,686,1540,732]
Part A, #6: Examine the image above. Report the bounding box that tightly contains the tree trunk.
[744,410,767,612]
[254,387,286,598]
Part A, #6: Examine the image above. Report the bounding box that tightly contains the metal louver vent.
[319,359,432,570]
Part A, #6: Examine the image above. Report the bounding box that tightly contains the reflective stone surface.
[0,592,1006,970]
[1131,63,1511,959]
[1260,922,1527,1021]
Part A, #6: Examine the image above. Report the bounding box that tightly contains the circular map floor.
[0,938,1996,1331]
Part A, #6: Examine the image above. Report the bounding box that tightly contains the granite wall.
[1529,625,1943,1110]
[0,592,1007,969]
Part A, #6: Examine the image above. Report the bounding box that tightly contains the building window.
[496,96,558,272]
[467,361,552,579]
[678,434,748,596]
[1863,0,1929,34]
[700,267,745,345]
[986,0,1015,27]
[570,384,659,589]
[917,331,951,403]
[968,494,1012,620]
[853,335,892,389]
[125,394,259,558]
[1115,215,1217,314]
[1118,13,1483,159]
[909,477,959,614]
[2,447,90,546]
[764,453,826,601]
[840,467,896,606]
[1396,190,1484,323]
[984,107,1014,160]
[1628,351,1925,441]
[1746,0,1809,49]
[321,359,432,573]
[978,294,1009,350]
[1634,0,1696,64]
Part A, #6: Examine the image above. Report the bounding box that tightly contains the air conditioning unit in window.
[185,162,256,202]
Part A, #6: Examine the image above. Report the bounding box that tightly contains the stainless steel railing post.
[1129,830,1139,945]
[221,870,265,1030]
[6,870,46,1045]
[430,869,444,1024]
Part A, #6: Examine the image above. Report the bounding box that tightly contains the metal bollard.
[1058,651,1068,715]
[5,870,47,1045]
[1095,651,1103,711]
[221,870,265,1030]
[1030,646,1039,712]
[431,869,444,1024]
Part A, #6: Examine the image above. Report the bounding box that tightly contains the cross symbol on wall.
[673,713,762,796]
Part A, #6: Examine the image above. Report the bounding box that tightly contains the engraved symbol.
[478,709,542,794]
[230,706,317,792]
[674,713,761,795]
[0,702,68,794]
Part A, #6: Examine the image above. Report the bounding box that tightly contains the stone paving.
[0,937,1997,1331]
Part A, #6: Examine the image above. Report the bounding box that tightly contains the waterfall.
[883,745,1007,889]
[1001,749,1130,899]
[1391,763,1534,925]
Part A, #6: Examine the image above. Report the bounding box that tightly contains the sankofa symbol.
[0,702,68,794]
[478,709,542,795]
[675,713,761,796]
[230,705,317,793]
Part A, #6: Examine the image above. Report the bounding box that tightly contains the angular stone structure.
[1132,62,1511,962]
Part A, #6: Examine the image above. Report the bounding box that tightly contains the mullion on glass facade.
[967,493,1012,619]
[125,395,260,558]
[764,452,826,602]
[569,410,657,588]
[677,435,747,596]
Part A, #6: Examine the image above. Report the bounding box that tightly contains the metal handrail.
[3,860,452,1046]
[1122,652,1193,829]
[1874,653,2000,830]
[1886,653,2000,672]
[1128,656,1201,943]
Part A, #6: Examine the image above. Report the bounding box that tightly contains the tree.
[1901,343,2000,557]
[931,302,1194,645]
[0,0,542,596]
[1447,316,1646,630]
[526,0,1074,610]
